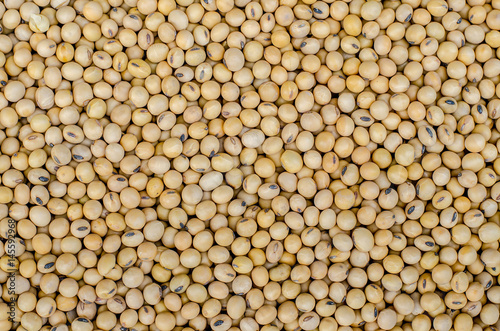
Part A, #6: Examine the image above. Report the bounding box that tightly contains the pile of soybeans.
[0,0,500,330]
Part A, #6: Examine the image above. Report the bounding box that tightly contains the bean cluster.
[1,0,500,330]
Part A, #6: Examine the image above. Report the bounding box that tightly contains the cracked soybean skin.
[1,0,500,330]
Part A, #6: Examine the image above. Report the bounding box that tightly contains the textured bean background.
[0,0,500,330]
